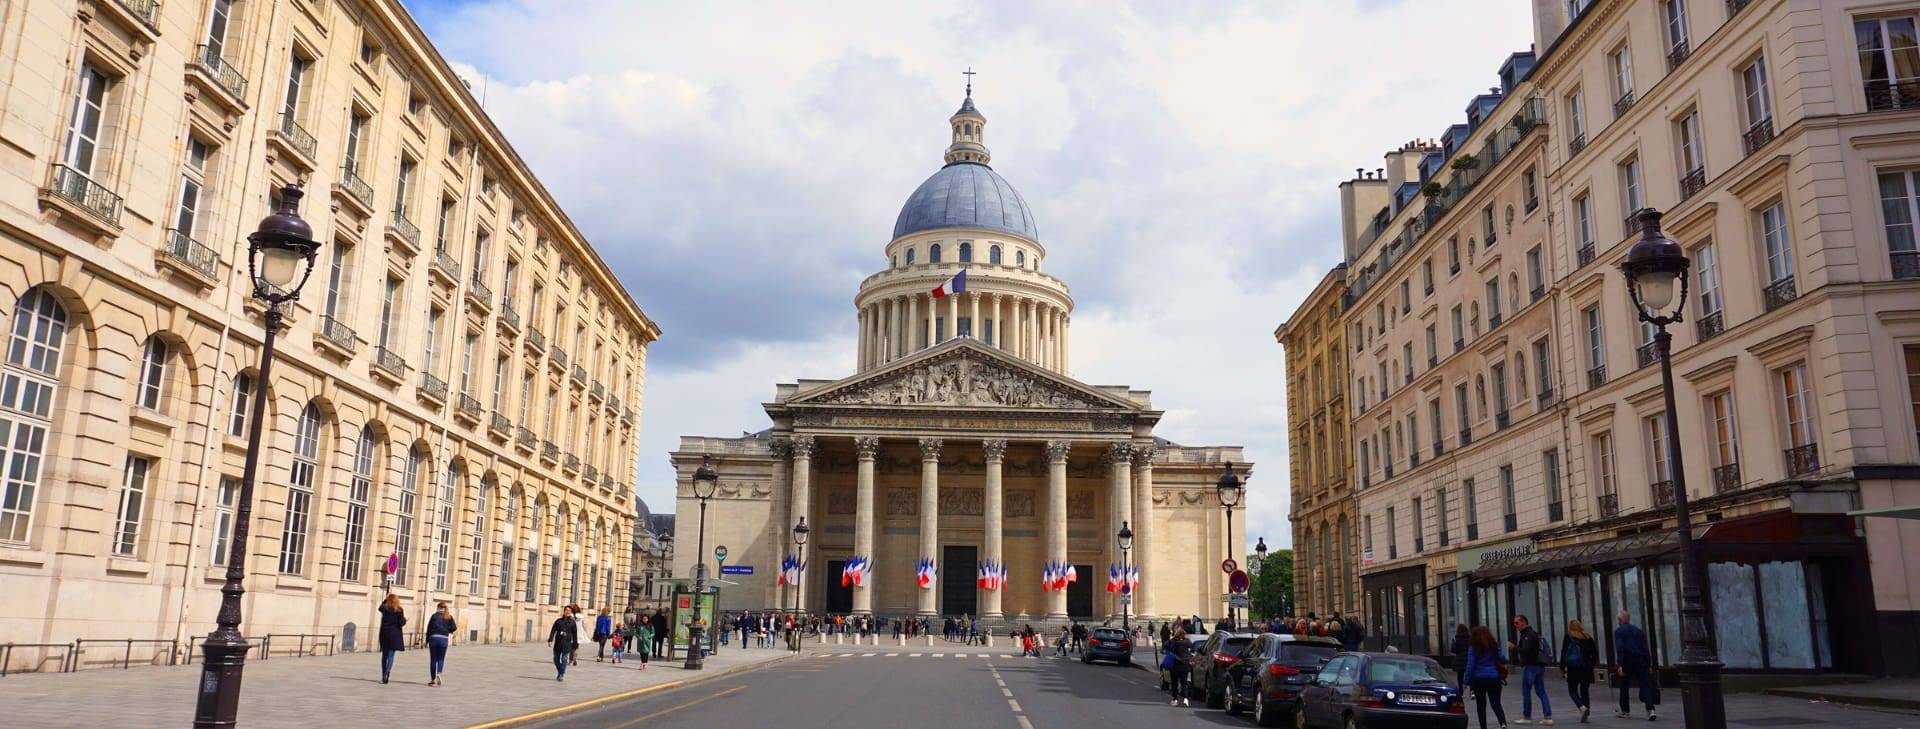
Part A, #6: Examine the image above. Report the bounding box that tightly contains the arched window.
[434,459,459,591]
[959,242,973,262]
[396,446,422,585]
[1015,250,1026,267]
[989,245,1002,264]
[279,402,323,574]
[499,489,517,600]
[228,372,255,437]
[136,336,168,410]
[341,425,376,582]
[905,248,916,265]
[1,288,70,543]
[470,477,489,594]
[929,244,942,263]
[527,499,543,602]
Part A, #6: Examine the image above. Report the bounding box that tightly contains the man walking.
[651,610,669,657]
[1510,614,1554,725]
[1613,610,1658,721]
[547,606,579,681]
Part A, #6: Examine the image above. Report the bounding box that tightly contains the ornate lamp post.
[791,517,809,615]
[1254,537,1269,622]
[1117,521,1134,633]
[685,455,718,670]
[194,184,322,728]
[1216,462,1243,629]
[1620,207,1725,729]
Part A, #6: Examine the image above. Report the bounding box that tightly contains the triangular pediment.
[787,339,1139,411]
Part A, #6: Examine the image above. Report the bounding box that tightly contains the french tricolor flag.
[931,270,967,298]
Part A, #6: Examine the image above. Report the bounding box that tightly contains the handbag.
[1160,651,1178,670]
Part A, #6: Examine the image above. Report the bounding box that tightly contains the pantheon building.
[672,93,1248,623]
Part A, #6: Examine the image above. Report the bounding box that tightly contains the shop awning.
[1849,504,1920,520]
[1474,530,1685,581]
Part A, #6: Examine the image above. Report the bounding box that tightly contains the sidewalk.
[1767,678,1920,711]
[0,640,793,728]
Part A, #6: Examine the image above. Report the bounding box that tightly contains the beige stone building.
[1291,0,1920,675]
[672,94,1248,624]
[0,0,657,669]
[1274,265,1358,618]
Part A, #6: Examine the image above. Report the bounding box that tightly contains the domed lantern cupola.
[945,69,990,166]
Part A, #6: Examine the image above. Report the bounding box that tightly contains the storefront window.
[1759,561,1815,669]
[1807,563,1831,668]
[1710,562,1764,668]
[1653,564,1681,667]
[1590,572,1609,665]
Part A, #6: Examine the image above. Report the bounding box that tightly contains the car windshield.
[1092,629,1127,640]
[1220,637,1254,654]
[1368,657,1450,684]
[1276,643,1340,664]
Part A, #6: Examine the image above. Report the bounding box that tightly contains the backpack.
[1563,637,1584,668]
[1534,632,1555,665]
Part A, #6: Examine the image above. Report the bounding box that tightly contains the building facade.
[673,94,1249,625]
[1288,0,1920,676]
[0,0,657,669]
[1274,265,1358,618]
[627,503,673,617]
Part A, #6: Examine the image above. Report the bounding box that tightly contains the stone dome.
[892,162,1039,242]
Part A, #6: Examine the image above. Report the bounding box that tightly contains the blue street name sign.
[719,565,754,575]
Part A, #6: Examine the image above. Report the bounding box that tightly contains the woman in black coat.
[377,593,407,684]
[1449,623,1471,689]
[1561,619,1602,722]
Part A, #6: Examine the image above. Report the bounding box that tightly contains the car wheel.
[1344,713,1358,729]
[1226,686,1243,716]
[1292,704,1309,729]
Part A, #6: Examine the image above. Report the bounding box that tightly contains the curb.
[463,652,799,729]
[1762,687,1920,712]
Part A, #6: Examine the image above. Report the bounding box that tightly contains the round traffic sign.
[1229,569,1250,593]
[715,545,729,560]
[1221,558,1238,574]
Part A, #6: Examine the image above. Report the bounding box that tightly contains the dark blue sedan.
[1294,652,1466,729]
[1079,627,1135,665]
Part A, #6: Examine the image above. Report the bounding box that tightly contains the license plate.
[1399,694,1437,705]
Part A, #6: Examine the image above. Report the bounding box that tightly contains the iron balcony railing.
[388,214,421,249]
[1763,276,1798,311]
[489,413,512,434]
[374,346,407,377]
[1624,213,1644,237]
[608,394,622,413]
[431,250,460,282]
[601,474,616,491]
[564,453,581,473]
[571,365,588,384]
[1866,79,1920,112]
[1892,251,1920,280]
[1531,285,1545,303]
[163,229,220,279]
[1577,243,1596,268]
[1459,426,1473,447]
[1432,440,1445,457]
[541,441,560,462]
[584,464,599,483]
[1428,355,1438,369]
[590,381,605,401]
[338,165,374,209]
[1438,531,1450,548]
[499,302,520,330]
[1712,463,1742,495]
[1488,311,1503,329]
[47,164,123,225]
[1384,463,1394,479]
[1637,341,1658,369]
[116,0,158,27]
[419,372,448,402]
[1587,364,1607,389]
[1696,310,1724,341]
[1548,502,1565,522]
[527,327,547,351]
[467,277,493,308]
[550,346,569,371]
[1652,479,1676,509]
[1785,443,1820,477]
[191,45,248,99]
[1613,91,1635,119]
[1667,41,1691,72]
[1410,452,1422,468]
[1742,117,1775,157]
[1495,410,1511,429]
[623,406,635,423]
[1597,493,1620,518]
[1466,523,1480,541]
[1568,132,1588,157]
[516,426,537,449]
[1454,337,1465,352]
[1538,386,1555,404]
[318,315,358,354]
[1726,0,1752,15]
[456,393,483,419]
[276,114,318,160]
[1679,167,1706,200]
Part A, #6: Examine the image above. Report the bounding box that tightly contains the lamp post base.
[192,632,250,727]
[684,626,706,670]
[1677,659,1726,729]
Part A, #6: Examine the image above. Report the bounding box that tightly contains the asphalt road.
[526,647,1253,729]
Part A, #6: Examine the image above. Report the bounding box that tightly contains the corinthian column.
[1045,439,1070,620]
[908,296,920,353]
[1106,442,1133,618]
[1010,298,1024,357]
[991,294,1004,348]
[791,435,815,610]
[946,293,958,342]
[853,436,879,616]
[769,438,794,608]
[924,294,935,350]
[969,292,981,339]
[1132,445,1156,618]
[917,438,943,617]
[982,438,1007,620]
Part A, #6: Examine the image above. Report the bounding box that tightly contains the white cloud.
[410,0,1535,550]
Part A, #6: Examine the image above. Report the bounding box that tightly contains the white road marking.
[932,653,945,657]
[1001,688,1013,697]
[1016,718,1034,729]
[910,653,923,657]
[977,653,989,658]
[862,653,876,657]
[885,653,899,657]
[1007,699,1022,712]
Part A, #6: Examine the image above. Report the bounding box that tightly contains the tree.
[1246,548,1294,622]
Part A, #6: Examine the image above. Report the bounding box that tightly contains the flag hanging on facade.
[1125,565,1139,594]
[1106,564,1122,593]
[930,269,967,298]
[778,555,797,586]
[1041,561,1056,592]
[915,557,937,589]
[842,556,872,588]
[1065,563,1079,586]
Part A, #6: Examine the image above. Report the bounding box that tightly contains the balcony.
[1549,501,1564,522]
[1428,355,1438,369]
[272,114,318,167]
[188,45,248,106]
[584,464,599,483]
[1459,426,1473,447]
[373,345,408,383]
[334,165,375,215]
[1785,443,1820,477]
[1864,80,1920,112]
[1486,231,1498,248]
[1666,41,1691,72]
[1495,410,1511,429]
[1453,337,1465,352]
[564,453,581,473]
[1587,364,1607,389]
[159,229,220,285]
[622,406,636,424]
[1568,132,1587,157]
[590,381,606,401]
[1636,341,1658,369]
[1538,386,1555,405]
[571,365,588,386]
[455,393,483,423]
[1624,213,1644,237]
[1652,479,1676,509]
[1466,523,1480,541]
[601,475,617,492]
[419,372,449,405]
[315,314,359,358]
[498,302,521,333]
[1384,463,1395,479]
[1712,463,1742,495]
[42,163,123,229]
[526,327,547,353]
[541,440,560,463]
[489,413,513,437]
[1597,493,1620,518]
[1762,276,1798,312]
[1362,474,1371,489]
[516,426,537,452]
[466,277,493,313]
[1678,167,1706,200]
[609,394,623,413]
[1892,251,1920,280]
[1742,118,1775,157]
[1613,91,1635,119]
[1503,513,1518,533]
[382,216,421,258]
[1410,452,1422,468]
[549,346,569,374]
[1432,440,1444,457]
[429,250,460,287]
[1686,311,1723,344]
[110,0,159,32]
[1577,243,1596,267]
[1439,531,1450,548]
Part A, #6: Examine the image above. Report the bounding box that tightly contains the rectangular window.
[1482,205,1498,246]
[61,64,113,176]
[1428,399,1443,448]
[205,0,234,57]
[1422,259,1434,294]
[1646,414,1674,482]
[1435,487,1451,545]
[1463,478,1480,538]
[1707,390,1739,468]
[1780,363,1815,449]
[1450,306,1464,347]
[1386,507,1397,558]
[1523,167,1540,212]
[1741,56,1773,130]
[343,112,369,175]
[1486,279,1502,321]
[1544,449,1564,521]
[394,157,416,219]
[1533,338,1553,394]
[1695,241,1724,314]
[1566,90,1587,142]
[113,456,151,557]
[470,483,488,594]
[1879,170,1920,278]
[1596,431,1618,499]
[282,53,309,121]
[137,337,167,410]
[460,334,477,395]
[1907,344,1920,450]
[492,356,509,411]
[1455,383,1471,434]
[279,411,319,575]
[323,243,349,318]
[210,475,238,565]
[1400,280,1410,313]
[1584,306,1605,370]
[1856,14,1920,111]
[174,137,212,238]
[434,463,456,592]
[1663,0,1691,58]
[376,277,400,351]
[1526,246,1544,295]
[1425,324,1437,365]
[1610,45,1636,109]
[1620,156,1644,220]
[1677,109,1704,176]
[1761,200,1793,283]
[1407,412,1420,459]
[435,198,456,253]
[1492,361,1509,415]
[1499,464,1517,532]
[396,451,420,586]
[1575,193,1595,256]
[342,431,374,583]
[1448,237,1461,273]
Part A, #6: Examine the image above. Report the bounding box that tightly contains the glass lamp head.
[692,455,718,499]
[1216,462,1243,507]
[1620,207,1690,322]
[248,184,320,294]
[1117,521,1134,550]
[792,516,810,546]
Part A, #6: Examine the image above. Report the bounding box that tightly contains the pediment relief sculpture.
[807,350,1124,409]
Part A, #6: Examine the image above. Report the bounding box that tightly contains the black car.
[1079,627,1134,665]
[1188,630,1259,709]
[1222,633,1342,726]
[1294,652,1466,729]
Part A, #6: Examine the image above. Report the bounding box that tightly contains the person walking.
[1612,611,1658,721]
[634,617,655,670]
[1164,628,1195,706]
[425,601,456,686]
[1560,619,1599,723]
[1450,624,1473,690]
[651,610,668,657]
[377,594,407,685]
[1464,625,1510,729]
[570,606,589,666]
[718,612,733,647]
[608,619,627,665]
[595,608,614,661]
[548,606,579,681]
[1510,615,1553,725]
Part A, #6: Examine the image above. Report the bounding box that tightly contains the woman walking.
[548,606,579,681]
[1561,620,1600,723]
[377,594,406,685]
[1464,625,1509,729]
[1164,628,1195,706]
[634,616,655,670]
[1450,624,1472,690]
[595,608,614,662]
[425,602,456,686]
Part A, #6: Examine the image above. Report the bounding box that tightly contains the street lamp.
[1117,521,1134,633]
[1216,462,1243,629]
[1620,207,1724,729]
[195,184,321,728]
[791,517,808,651]
[685,455,718,670]
[1254,537,1269,622]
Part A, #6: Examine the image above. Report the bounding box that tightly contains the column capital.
[1105,441,1134,466]
[769,437,794,459]
[1045,440,1071,464]
[853,436,880,459]
[981,438,1008,462]
[792,434,816,459]
[918,437,943,461]
[1132,443,1158,467]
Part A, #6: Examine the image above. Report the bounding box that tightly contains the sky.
[403,0,1536,551]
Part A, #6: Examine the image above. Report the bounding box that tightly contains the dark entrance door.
[942,546,978,617]
[1068,563,1094,618]
[824,560,853,614]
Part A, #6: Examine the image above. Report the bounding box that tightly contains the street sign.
[1228,569,1250,593]
[1227,594,1251,608]
[719,565,754,575]
[715,545,730,561]
[1221,559,1238,574]
[1120,595,1134,605]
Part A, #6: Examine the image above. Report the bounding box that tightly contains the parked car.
[1294,652,1466,729]
[1222,634,1342,726]
[1189,630,1260,709]
[1080,627,1134,665]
